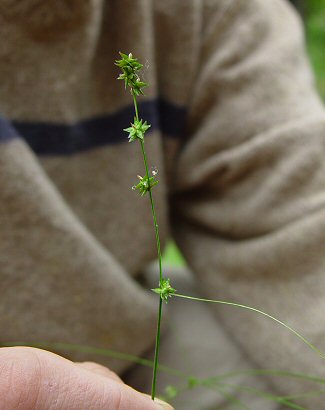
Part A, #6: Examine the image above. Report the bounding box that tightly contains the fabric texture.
[0,0,325,408]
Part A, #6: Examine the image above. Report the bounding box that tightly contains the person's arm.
[0,121,157,373]
[171,0,325,404]
[0,347,172,409]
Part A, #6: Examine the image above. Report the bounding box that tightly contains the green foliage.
[162,241,186,267]
[305,0,325,16]
[164,385,178,400]
[306,0,325,99]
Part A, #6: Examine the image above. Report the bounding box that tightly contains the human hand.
[0,347,173,409]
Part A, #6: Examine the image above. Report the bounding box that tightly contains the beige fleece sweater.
[0,0,325,408]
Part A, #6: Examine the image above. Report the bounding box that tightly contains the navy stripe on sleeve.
[0,115,20,142]
[5,98,187,156]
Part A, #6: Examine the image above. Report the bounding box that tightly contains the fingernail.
[154,398,174,409]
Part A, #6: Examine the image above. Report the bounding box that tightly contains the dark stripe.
[158,98,187,137]
[0,116,20,142]
[2,98,186,156]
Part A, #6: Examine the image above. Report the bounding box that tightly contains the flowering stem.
[152,297,163,399]
[133,93,139,122]
[139,140,163,283]
[116,52,173,400]
[132,91,164,399]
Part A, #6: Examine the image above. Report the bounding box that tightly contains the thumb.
[153,397,174,409]
[75,363,174,409]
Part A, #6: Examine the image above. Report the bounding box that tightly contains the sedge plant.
[115,52,176,401]
[115,52,325,406]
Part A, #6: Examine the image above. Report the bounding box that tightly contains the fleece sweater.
[0,0,325,407]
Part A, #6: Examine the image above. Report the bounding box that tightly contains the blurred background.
[163,0,325,267]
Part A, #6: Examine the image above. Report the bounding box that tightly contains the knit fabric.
[1,0,325,408]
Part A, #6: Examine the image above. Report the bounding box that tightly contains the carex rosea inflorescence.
[116,52,148,95]
[115,51,175,400]
[115,52,159,196]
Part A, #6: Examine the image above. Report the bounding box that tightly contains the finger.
[75,363,173,409]
[154,398,174,409]
[109,383,174,410]
[75,361,123,382]
[0,347,174,410]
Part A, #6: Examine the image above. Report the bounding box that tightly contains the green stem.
[132,92,139,121]
[213,385,252,410]
[132,90,164,400]
[151,297,163,400]
[208,369,325,385]
[174,294,325,361]
[205,381,306,410]
[140,140,163,283]
[284,389,325,400]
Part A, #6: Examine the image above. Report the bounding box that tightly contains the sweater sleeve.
[171,0,325,404]
[0,120,157,373]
